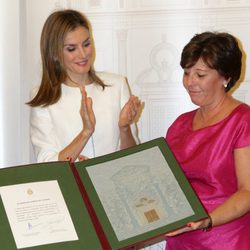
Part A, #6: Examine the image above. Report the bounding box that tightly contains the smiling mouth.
[188,90,201,95]
[76,60,88,66]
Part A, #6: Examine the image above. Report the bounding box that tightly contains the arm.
[30,107,61,162]
[117,76,141,149]
[119,95,141,149]
[166,146,250,236]
[209,146,250,225]
[58,87,95,161]
[30,87,95,162]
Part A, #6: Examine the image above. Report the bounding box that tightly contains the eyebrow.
[184,68,207,70]
[63,37,91,47]
[195,68,208,71]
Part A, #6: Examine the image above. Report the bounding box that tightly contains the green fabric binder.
[0,137,208,250]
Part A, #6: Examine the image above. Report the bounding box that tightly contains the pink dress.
[165,103,250,250]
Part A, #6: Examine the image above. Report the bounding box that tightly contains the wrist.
[119,124,130,132]
[202,215,213,232]
[81,128,94,138]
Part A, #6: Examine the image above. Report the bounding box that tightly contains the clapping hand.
[80,86,96,135]
[118,95,141,129]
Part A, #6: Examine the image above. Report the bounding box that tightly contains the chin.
[75,68,91,74]
[190,99,202,107]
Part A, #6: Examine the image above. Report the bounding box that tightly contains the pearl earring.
[224,83,228,88]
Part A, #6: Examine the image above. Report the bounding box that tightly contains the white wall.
[0,0,25,167]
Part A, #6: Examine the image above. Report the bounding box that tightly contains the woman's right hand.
[80,86,96,136]
[58,86,96,162]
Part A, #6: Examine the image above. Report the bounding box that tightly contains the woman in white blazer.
[28,9,141,162]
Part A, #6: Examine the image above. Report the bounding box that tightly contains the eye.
[197,73,206,78]
[82,40,91,48]
[82,38,92,48]
[66,46,76,52]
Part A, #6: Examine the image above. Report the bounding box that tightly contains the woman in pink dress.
[165,32,250,249]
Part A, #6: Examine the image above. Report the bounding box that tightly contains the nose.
[183,73,194,87]
[183,74,189,87]
[78,47,87,58]
[185,75,191,86]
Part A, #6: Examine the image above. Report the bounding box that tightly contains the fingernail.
[66,157,72,162]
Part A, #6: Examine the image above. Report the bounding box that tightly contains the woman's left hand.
[118,95,141,128]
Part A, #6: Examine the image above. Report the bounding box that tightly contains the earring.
[224,83,228,88]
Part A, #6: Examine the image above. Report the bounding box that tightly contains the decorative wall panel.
[25,0,250,148]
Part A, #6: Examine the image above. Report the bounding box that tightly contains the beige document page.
[0,180,78,249]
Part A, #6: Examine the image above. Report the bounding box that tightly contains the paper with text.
[0,180,78,249]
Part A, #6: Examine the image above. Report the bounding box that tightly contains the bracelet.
[202,215,213,232]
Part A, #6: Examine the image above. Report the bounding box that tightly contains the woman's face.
[63,26,93,83]
[183,58,228,108]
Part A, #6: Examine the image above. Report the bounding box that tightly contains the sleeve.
[30,106,60,162]
[234,112,250,149]
[120,76,140,144]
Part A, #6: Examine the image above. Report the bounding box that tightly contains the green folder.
[0,137,208,250]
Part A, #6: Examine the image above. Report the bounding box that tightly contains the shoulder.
[95,72,131,102]
[166,109,196,142]
[233,104,250,130]
[96,71,127,85]
[232,103,250,120]
[174,109,197,123]
[167,109,196,133]
[231,103,250,148]
[236,103,250,112]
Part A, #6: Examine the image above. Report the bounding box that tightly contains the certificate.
[0,138,207,249]
[0,180,78,249]
[75,137,208,249]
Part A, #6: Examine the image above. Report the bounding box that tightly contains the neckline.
[191,103,245,132]
[62,82,94,89]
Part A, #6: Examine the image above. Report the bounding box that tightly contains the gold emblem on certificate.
[135,197,161,224]
[27,188,33,195]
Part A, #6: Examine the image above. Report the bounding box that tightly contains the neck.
[65,74,91,87]
[199,94,229,122]
[193,94,240,130]
[199,94,229,116]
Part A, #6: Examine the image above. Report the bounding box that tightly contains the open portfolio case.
[0,137,208,250]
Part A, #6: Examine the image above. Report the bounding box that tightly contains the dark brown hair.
[27,9,106,107]
[180,31,242,92]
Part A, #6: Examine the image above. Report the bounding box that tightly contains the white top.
[30,72,139,162]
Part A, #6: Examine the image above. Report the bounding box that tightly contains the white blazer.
[30,72,139,162]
